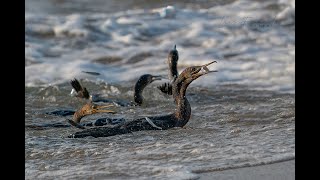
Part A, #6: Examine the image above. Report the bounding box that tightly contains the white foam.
[53,14,88,37]
[159,6,176,18]
[25,0,295,93]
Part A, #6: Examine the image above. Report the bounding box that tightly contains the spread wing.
[157,82,172,95]
[70,79,82,92]
[70,78,90,99]
[81,88,90,99]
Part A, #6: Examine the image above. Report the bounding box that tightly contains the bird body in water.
[68,61,217,138]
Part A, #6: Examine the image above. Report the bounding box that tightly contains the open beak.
[92,104,116,114]
[200,61,218,74]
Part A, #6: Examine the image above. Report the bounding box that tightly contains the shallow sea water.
[25,0,295,179]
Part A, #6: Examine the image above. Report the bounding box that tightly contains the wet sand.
[198,160,295,180]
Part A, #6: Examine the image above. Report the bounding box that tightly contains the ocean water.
[25,0,295,179]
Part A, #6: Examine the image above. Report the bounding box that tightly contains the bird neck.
[133,81,148,105]
[172,77,192,127]
[72,103,93,123]
[72,110,84,124]
[168,60,178,81]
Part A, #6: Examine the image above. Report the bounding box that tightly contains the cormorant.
[68,61,217,138]
[67,102,117,129]
[157,45,179,95]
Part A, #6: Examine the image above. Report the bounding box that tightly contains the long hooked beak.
[92,104,117,114]
[201,61,218,74]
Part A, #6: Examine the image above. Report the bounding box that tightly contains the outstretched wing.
[157,82,173,95]
[70,79,83,92]
[81,88,90,99]
[70,78,90,99]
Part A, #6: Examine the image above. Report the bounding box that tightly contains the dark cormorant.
[133,74,163,105]
[157,45,179,95]
[167,45,179,81]
[68,61,217,138]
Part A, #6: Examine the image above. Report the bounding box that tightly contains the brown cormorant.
[67,102,116,129]
[68,61,217,138]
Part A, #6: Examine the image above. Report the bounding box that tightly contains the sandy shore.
[198,160,295,180]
